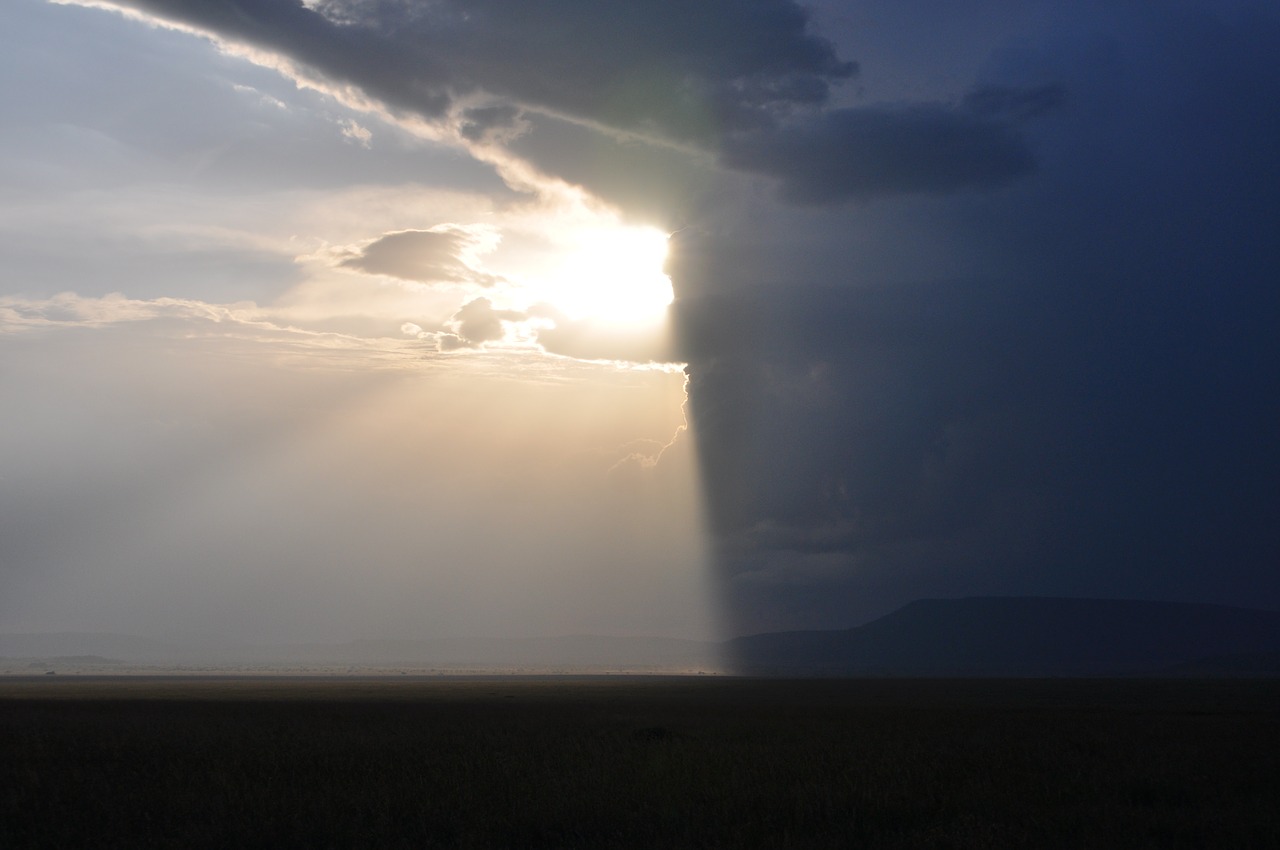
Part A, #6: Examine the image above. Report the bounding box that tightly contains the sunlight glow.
[542,226,673,324]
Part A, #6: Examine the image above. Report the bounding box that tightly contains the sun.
[542,226,673,324]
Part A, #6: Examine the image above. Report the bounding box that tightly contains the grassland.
[3,676,1278,848]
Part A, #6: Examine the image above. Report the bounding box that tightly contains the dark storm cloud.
[962,84,1066,121]
[95,0,1064,210]
[457,104,526,144]
[505,112,713,225]
[99,0,853,143]
[720,90,1054,204]
[673,4,1280,632]
[339,228,500,286]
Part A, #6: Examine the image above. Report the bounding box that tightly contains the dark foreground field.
[3,677,1278,848]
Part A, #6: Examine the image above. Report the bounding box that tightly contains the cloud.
[962,83,1066,121]
[339,117,372,146]
[0,289,459,373]
[444,296,526,349]
[75,0,1054,209]
[0,290,239,331]
[527,304,674,365]
[720,98,1044,204]
[337,226,502,287]
[399,321,427,338]
[457,104,527,145]
[83,0,853,142]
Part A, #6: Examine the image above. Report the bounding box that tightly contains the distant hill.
[727,597,1280,676]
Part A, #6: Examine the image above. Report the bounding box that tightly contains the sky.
[2,0,1277,644]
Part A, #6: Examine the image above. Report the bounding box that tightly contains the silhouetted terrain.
[729,597,1280,676]
[3,677,1278,848]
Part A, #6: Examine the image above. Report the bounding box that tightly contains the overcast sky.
[2,0,1277,642]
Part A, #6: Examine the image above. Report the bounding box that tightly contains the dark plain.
[3,676,1278,848]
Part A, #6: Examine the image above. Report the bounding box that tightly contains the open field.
[3,676,1279,848]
